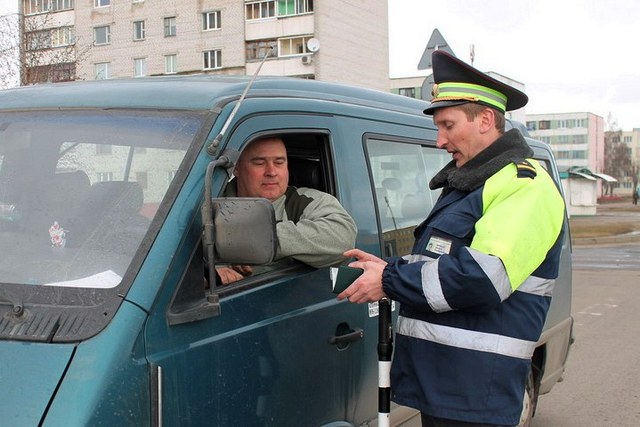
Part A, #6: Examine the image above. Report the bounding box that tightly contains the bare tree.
[631,162,639,198]
[0,7,91,87]
[604,128,632,196]
[0,13,20,89]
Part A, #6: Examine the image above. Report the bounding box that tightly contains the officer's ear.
[478,107,496,134]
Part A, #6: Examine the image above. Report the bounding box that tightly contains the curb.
[572,233,640,247]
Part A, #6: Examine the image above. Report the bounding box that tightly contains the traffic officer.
[338,50,566,426]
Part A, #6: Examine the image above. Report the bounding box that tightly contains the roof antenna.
[207,49,272,155]
[201,48,272,308]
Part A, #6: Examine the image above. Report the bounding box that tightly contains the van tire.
[518,368,538,427]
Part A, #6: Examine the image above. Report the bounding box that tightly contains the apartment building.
[21,0,389,91]
[614,128,640,191]
[621,128,640,167]
[20,0,77,83]
[526,112,604,174]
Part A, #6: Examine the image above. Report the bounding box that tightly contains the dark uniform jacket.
[382,129,566,425]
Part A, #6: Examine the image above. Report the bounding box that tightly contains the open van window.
[211,132,344,289]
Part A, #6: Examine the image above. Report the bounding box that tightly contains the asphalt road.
[532,245,640,426]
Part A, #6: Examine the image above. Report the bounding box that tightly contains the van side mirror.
[168,197,277,326]
[212,198,277,265]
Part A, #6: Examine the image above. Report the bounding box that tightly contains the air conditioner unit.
[301,55,313,65]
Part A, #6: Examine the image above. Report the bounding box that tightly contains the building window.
[24,0,47,14]
[538,120,551,130]
[164,54,177,74]
[26,27,74,50]
[245,1,276,20]
[246,40,277,60]
[95,62,110,79]
[278,35,313,56]
[164,17,176,37]
[278,0,313,16]
[526,121,537,131]
[398,87,415,98]
[25,0,75,14]
[94,25,111,45]
[25,30,50,50]
[202,10,221,30]
[51,0,74,11]
[203,50,222,70]
[134,58,146,77]
[94,0,110,7]
[52,27,74,47]
[24,62,76,84]
[572,135,586,144]
[133,20,145,40]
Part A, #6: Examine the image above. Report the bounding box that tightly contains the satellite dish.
[307,38,320,53]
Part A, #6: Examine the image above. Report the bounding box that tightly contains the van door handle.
[328,327,364,346]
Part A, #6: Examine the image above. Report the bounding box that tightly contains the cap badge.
[431,84,439,98]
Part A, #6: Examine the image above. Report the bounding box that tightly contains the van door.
[143,113,369,426]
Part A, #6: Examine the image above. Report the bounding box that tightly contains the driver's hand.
[231,265,253,276]
[216,265,253,285]
[216,267,244,285]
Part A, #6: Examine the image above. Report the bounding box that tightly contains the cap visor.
[423,100,468,115]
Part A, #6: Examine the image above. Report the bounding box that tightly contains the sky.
[389,0,640,130]
[0,2,16,15]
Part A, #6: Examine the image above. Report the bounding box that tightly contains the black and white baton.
[377,298,393,427]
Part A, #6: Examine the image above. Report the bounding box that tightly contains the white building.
[21,0,390,92]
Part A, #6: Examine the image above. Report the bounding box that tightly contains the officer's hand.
[337,257,387,304]
[344,248,386,265]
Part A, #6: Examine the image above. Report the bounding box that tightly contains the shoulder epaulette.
[514,159,537,179]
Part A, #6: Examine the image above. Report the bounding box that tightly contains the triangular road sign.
[417,29,455,70]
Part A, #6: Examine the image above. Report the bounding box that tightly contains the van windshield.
[0,109,204,288]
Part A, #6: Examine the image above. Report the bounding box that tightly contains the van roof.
[0,75,430,115]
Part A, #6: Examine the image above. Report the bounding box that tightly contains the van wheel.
[518,369,538,427]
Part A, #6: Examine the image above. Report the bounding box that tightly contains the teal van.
[0,76,572,426]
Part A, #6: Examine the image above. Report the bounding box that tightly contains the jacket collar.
[429,129,533,193]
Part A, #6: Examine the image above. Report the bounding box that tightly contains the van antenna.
[208,50,272,155]
[202,49,272,302]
